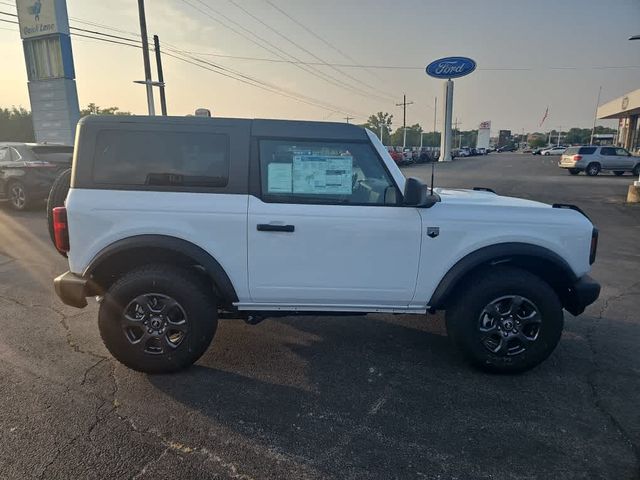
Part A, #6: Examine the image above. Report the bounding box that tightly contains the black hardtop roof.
[79,115,369,141]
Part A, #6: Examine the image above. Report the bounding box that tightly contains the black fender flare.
[84,234,238,304]
[427,242,578,309]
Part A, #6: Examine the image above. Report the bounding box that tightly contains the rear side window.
[578,147,596,155]
[600,147,615,156]
[29,146,73,163]
[93,130,229,187]
[564,147,580,155]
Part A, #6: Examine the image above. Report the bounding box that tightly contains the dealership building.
[597,88,640,153]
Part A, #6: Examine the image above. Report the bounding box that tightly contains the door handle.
[257,224,295,232]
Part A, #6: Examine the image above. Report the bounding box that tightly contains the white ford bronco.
[53,115,600,374]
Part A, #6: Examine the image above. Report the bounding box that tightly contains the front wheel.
[445,266,563,373]
[99,264,218,373]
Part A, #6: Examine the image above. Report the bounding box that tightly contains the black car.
[0,143,72,210]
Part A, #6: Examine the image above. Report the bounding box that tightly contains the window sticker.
[292,154,353,195]
[267,162,293,193]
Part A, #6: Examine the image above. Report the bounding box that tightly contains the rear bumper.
[54,271,89,308]
[563,275,601,316]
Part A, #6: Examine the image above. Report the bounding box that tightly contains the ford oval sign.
[426,57,476,79]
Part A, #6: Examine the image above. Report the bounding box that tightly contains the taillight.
[52,207,70,255]
[573,155,582,162]
[590,228,598,265]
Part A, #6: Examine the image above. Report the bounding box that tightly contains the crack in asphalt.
[587,282,640,477]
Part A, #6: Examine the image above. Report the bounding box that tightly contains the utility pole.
[396,94,413,149]
[590,86,602,145]
[557,126,562,147]
[137,0,155,115]
[153,35,167,116]
[343,116,354,124]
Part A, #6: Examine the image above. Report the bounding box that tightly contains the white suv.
[53,116,600,374]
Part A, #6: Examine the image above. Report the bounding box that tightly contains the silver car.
[558,146,640,176]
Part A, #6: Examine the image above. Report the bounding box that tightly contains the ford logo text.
[426,57,476,79]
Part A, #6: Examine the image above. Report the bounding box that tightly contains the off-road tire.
[445,266,563,374]
[585,163,601,176]
[47,168,71,247]
[99,264,218,374]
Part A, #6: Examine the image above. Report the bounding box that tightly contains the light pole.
[629,35,640,187]
[590,86,602,145]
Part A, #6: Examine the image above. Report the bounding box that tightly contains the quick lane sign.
[426,57,476,79]
[16,0,67,39]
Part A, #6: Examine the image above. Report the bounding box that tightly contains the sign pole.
[440,79,454,162]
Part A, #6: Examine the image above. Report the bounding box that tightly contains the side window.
[259,139,398,205]
[0,148,8,163]
[616,148,629,156]
[600,147,615,156]
[579,147,596,155]
[93,130,230,188]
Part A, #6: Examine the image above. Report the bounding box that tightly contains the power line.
[184,0,392,104]
[230,0,394,102]
[0,9,362,116]
[263,0,391,87]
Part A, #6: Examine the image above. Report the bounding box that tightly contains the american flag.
[539,107,549,127]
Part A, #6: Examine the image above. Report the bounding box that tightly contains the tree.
[389,123,424,147]
[80,103,132,117]
[529,137,547,149]
[361,112,393,144]
[0,107,35,142]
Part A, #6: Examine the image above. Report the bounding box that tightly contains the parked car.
[497,145,517,153]
[558,145,640,176]
[457,147,471,157]
[53,115,600,375]
[0,143,73,210]
[476,148,487,155]
[532,148,545,155]
[387,147,403,165]
[541,146,566,156]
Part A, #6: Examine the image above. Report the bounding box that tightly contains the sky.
[0,0,639,134]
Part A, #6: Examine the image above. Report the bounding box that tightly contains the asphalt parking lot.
[0,153,639,480]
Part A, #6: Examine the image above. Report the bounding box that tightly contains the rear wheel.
[633,164,640,176]
[568,168,580,175]
[445,266,563,373]
[99,264,218,373]
[613,171,625,176]
[7,181,29,211]
[47,168,71,247]
[585,163,601,176]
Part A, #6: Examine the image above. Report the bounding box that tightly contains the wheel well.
[85,236,238,307]
[428,245,577,311]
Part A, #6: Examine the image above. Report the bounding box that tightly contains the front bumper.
[563,275,601,316]
[54,271,89,308]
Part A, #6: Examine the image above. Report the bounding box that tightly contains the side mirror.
[403,177,438,208]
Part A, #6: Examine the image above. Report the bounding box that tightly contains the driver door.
[247,138,422,308]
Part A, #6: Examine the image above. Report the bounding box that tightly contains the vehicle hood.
[435,188,550,209]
